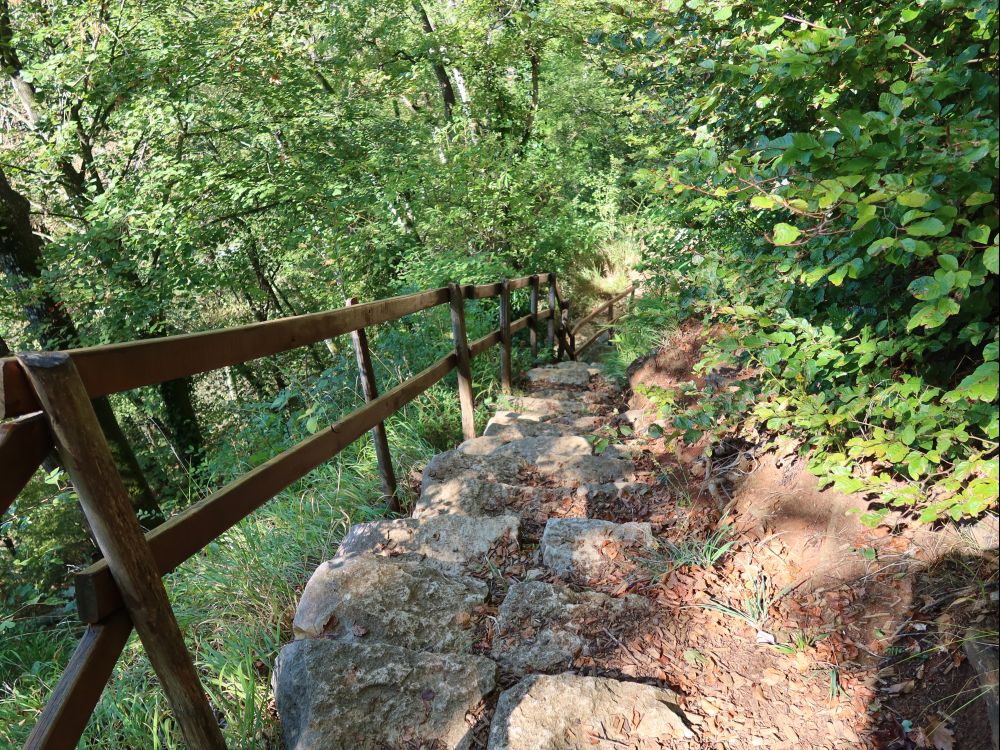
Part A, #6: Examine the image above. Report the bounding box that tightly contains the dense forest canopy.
[1,0,997,745]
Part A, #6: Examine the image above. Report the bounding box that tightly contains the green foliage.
[641,520,736,571]
[588,0,998,524]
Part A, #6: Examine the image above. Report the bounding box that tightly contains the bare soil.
[601,325,1000,750]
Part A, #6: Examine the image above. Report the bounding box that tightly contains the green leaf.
[906,218,947,237]
[907,276,943,300]
[906,301,949,331]
[938,254,959,271]
[897,191,929,208]
[772,223,801,245]
[878,93,904,117]
[952,362,999,402]
[965,192,994,206]
[983,245,999,274]
[750,195,777,209]
[968,225,991,244]
[885,442,908,463]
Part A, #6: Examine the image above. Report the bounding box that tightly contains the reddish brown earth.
[587,325,1000,750]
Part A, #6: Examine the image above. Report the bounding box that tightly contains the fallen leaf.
[885,680,915,695]
[925,718,955,750]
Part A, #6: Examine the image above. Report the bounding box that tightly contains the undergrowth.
[0,381,481,748]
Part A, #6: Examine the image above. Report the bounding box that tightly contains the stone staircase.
[273,360,692,750]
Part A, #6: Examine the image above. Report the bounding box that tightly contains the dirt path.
[270,343,998,750]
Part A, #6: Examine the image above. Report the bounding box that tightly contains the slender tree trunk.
[158,378,204,469]
[0,168,163,525]
[4,11,206,472]
[413,1,457,125]
[521,47,541,147]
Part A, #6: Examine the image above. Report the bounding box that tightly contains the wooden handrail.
[22,611,133,750]
[0,413,52,516]
[0,277,548,421]
[572,286,637,357]
[570,286,635,337]
[0,270,574,750]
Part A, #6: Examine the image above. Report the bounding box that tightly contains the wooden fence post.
[547,274,556,354]
[448,283,476,441]
[499,278,512,392]
[528,275,539,360]
[17,352,227,750]
[346,298,399,513]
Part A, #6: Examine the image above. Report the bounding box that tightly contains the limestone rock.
[413,478,538,518]
[528,389,616,408]
[492,580,650,675]
[483,413,604,441]
[336,514,519,567]
[292,554,486,651]
[458,435,593,461]
[541,518,653,580]
[524,366,592,387]
[501,396,591,415]
[421,448,633,490]
[414,478,649,522]
[275,639,495,750]
[488,673,692,750]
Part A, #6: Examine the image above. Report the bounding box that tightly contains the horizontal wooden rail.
[570,286,635,337]
[1,270,568,750]
[575,310,628,357]
[23,611,133,750]
[467,308,552,359]
[0,277,550,420]
[75,353,456,623]
[0,413,52,516]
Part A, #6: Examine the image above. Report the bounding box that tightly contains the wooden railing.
[571,285,637,356]
[0,272,631,749]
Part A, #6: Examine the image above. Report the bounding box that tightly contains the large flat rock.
[484,412,605,441]
[500,395,593,416]
[421,448,633,490]
[528,389,617,408]
[275,639,496,750]
[492,580,650,675]
[488,673,692,750]
[413,478,539,518]
[541,518,653,581]
[413,479,650,524]
[293,554,487,651]
[458,435,593,461]
[336,514,519,567]
[524,365,597,387]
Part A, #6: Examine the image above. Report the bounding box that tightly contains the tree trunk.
[158,378,205,470]
[521,47,541,148]
[0,167,163,525]
[413,1,458,125]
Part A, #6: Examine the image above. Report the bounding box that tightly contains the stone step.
[484,411,605,440]
[275,639,496,750]
[457,433,626,462]
[492,580,650,676]
[421,446,634,491]
[524,363,601,387]
[527,387,618,408]
[335,514,519,568]
[541,518,653,581]
[292,553,486,651]
[498,395,597,416]
[487,673,693,750]
[458,434,593,460]
[413,478,650,521]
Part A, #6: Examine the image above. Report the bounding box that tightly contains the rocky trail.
[272,344,999,750]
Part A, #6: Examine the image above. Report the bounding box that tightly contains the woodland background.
[1,0,996,746]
